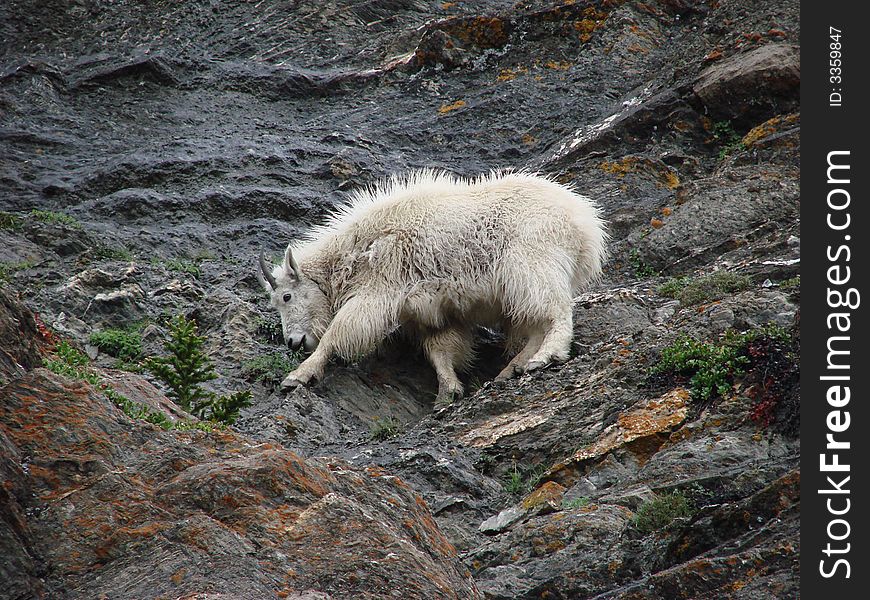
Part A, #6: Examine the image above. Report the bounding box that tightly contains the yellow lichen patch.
[544,60,573,70]
[438,99,467,114]
[497,65,528,82]
[742,113,800,147]
[661,206,672,216]
[522,481,566,510]
[600,157,638,178]
[449,16,509,48]
[650,217,664,229]
[574,7,609,43]
[441,2,456,9]
[521,133,537,145]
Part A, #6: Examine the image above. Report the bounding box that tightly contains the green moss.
[658,271,752,305]
[633,491,695,533]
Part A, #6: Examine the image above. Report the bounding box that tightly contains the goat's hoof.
[434,385,464,410]
[525,360,546,373]
[280,372,312,391]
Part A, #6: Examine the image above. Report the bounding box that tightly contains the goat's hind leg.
[423,326,473,408]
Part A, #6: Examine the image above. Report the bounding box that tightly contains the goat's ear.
[284,245,301,280]
[258,252,277,291]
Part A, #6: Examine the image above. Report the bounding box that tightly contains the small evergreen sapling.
[146,314,251,424]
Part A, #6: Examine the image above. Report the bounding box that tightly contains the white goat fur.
[266,170,608,402]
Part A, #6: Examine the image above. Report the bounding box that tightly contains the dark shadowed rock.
[693,44,800,125]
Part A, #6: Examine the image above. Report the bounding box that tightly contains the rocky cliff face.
[1,1,799,598]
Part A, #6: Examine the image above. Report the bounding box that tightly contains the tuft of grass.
[780,275,800,292]
[0,211,23,231]
[29,209,81,228]
[89,328,143,362]
[658,271,752,305]
[164,258,201,277]
[242,351,301,386]
[43,340,101,385]
[0,260,34,283]
[503,462,548,497]
[369,416,402,441]
[633,491,695,533]
[93,244,134,261]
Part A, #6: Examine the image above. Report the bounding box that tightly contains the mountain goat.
[257,170,607,406]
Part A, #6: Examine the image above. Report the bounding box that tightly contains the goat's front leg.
[281,293,397,391]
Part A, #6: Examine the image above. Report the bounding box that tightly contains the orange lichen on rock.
[438,99,467,114]
[548,388,690,484]
[522,481,566,510]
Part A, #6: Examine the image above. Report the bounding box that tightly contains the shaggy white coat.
[260,170,608,403]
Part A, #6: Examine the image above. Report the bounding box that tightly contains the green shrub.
[208,390,253,425]
[658,271,751,305]
[146,314,251,424]
[652,335,749,402]
[43,340,101,385]
[242,352,301,386]
[633,491,695,533]
[712,120,744,159]
[89,328,143,362]
[629,248,657,278]
[369,416,402,441]
[652,325,793,402]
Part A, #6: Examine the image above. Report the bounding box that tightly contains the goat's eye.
[282,293,292,303]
